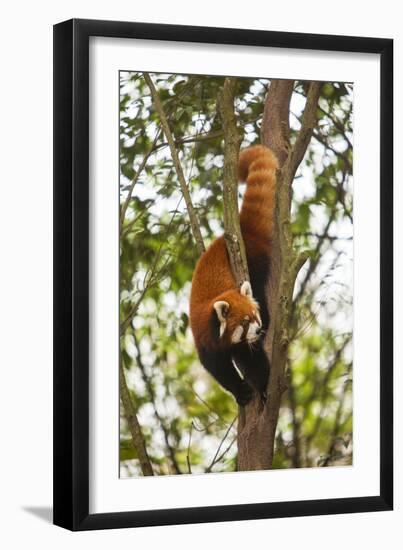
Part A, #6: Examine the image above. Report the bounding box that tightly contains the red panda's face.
[213,281,262,346]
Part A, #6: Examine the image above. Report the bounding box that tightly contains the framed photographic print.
[53,19,393,530]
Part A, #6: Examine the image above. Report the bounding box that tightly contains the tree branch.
[217,77,249,285]
[156,129,223,150]
[186,422,193,474]
[312,129,352,174]
[120,196,183,335]
[285,82,323,184]
[287,360,302,468]
[119,359,154,476]
[263,81,322,466]
[205,416,237,473]
[119,244,165,335]
[320,362,351,467]
[292,205,337,311]
[133,332,182,475]
[261,79,294,165]
[120,130,161,233]
[317,103,353,150]
[153,114,262,153]
[305,337,351,462]
[143,72,205,255]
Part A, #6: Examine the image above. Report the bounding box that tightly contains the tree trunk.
[236,80,322,470]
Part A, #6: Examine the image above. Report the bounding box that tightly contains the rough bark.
[236,80,323,470]
[261,80,294,166]
[217,77,249,285]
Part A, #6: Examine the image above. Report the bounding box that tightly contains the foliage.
[119,72,353,476]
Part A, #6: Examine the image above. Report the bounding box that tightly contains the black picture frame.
[53,18,393,531]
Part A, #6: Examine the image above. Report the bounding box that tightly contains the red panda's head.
[212,281,263,347]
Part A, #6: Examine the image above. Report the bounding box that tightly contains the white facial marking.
[246,320,261,342]
[231,325,244,344]
[254,311,262,327]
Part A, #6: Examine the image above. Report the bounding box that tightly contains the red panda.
[190,145,278,405]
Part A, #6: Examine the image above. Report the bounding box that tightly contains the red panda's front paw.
[235,381,254,406]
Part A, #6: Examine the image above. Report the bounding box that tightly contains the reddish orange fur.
[190,145,278,350]
[239,145,278,248]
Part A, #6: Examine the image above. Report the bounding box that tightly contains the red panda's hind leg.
[199,348,254,406]
[232,343,270,401]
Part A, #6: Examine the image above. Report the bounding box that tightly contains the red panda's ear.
[213,301,229,323]
[213,301,230,338]
[240,281,253,298]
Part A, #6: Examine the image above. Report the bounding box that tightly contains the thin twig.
[305,337,351,460]
[285,82,323,184]
[210,436,237,470]
[133,332,182,474]
[298,231,352,242]
[143,72,206,255]
[186,422,193,474]
[292,206,337,310]
[120,196,183,334]
[120,130,161,233]
[287,359,302,468]
[317,103,353,150]
[205,416,237,473]
[312,129,352,174]
[187,383,220,421]
[320,362,352,467]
